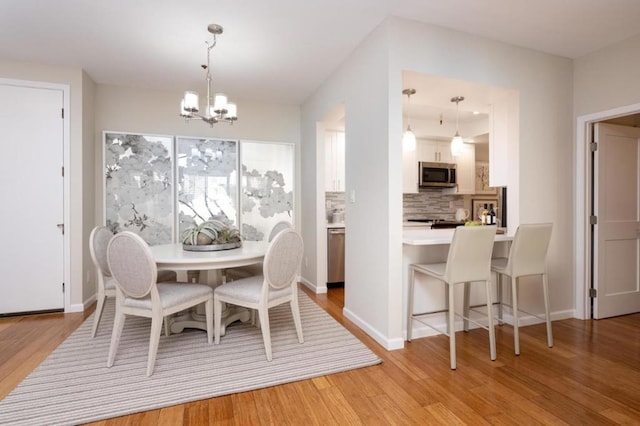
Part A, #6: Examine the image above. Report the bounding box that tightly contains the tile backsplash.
[325,191,345,222]
[403,189,464,221]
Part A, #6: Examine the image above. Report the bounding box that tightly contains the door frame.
[575,101,640,319]
[0,78,71,312]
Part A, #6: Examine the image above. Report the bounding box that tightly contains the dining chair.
[214,228,304,361]
[106,231,214,376]
[407,226,497,370]
[489,223,553,355]
[89,226,177,337]
[223,221,293,284]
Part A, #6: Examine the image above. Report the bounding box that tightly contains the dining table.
[149,240,269,335]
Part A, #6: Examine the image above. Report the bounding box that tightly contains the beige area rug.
[0,292,381,426]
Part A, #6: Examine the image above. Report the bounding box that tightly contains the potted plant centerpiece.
[181,220,242,251]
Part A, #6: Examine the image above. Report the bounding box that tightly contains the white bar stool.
[490,223,553,355]
[407,226,497,370]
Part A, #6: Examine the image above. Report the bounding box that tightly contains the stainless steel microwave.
[419,162,457,188]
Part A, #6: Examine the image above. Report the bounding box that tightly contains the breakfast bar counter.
[401,227,513,342]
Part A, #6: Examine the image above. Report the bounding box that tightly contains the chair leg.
[258,305,273,361]
[290,294,304,343]
[542,273,554,348]
[511,276,520,355]
[485,279,496,361]
[463,282,470,332]
[407,267,416,341]
[497,272,504,325]
[448,284,456,370]
[163,315,170,337]
[205,298,213,344]
[146,313,163,377]
[444,279,450,336]
[107,308,126,368]
[91,295,107,338]
[214,297,223,344]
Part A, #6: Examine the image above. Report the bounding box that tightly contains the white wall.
[302,17,574,349]
[0,60,93,312]
[574,34,640,117]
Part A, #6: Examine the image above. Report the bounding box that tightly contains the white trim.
[343,307,404,350]
[0,78,71,314]
[575,102,640,320]
[299,277,327,294]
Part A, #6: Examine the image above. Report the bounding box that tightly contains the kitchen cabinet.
[443,143,476,195]
[402,142,418,193]
[325,130,345,192]
[419,140,453,164]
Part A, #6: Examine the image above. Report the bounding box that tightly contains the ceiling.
[2,0,640,105]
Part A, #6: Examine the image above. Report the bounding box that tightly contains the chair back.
[444,226,496,284]
[268,221,293,242]
[107,231,158,298]
[263,228,303,290]
[89,226,114,277]
[507,223,553,277]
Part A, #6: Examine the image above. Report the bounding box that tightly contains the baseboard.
[342,307,404,350]
[299,276,327,294]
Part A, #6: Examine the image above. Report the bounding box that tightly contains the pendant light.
[402,88,416,151]
[450,96,464,156]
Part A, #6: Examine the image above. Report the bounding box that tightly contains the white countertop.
[403,227,513,245]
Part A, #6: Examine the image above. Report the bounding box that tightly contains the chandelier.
[180,24,238,126]
[450,96,464,156]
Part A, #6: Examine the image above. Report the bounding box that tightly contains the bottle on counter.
[481,204,488,225]
[489,204,496,225]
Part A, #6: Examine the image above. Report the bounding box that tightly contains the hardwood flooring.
[1,286,639,425]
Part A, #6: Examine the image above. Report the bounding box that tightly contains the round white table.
[149,241,269,334]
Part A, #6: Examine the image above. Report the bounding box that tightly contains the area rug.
[0,292,381,425]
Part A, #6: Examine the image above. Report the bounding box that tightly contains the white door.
[593,123,640,318]
[0,83,64,314]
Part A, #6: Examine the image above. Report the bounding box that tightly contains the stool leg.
[463,282,470,332]
[444,280,450,335]
[497,272,504,325]
[407,267,416,342]
[485,279,496,361]
[448,284,456,370]
[542,272,553,348]
[512,276,520,355]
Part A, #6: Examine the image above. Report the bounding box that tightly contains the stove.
[407,218,465,229]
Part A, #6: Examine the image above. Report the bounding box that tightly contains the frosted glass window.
[176,137,238,239]
[104,132,174,245]
[240,141,295,241]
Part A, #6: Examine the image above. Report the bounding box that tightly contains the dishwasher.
[327,228,345,285]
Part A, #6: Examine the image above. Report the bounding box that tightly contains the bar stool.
[489,223,553,355]
[407,226,497,370]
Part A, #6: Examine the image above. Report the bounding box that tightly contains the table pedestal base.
[169,304,252,335]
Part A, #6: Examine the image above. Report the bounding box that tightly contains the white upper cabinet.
[402,142,418,193]
[419,140,453,164]
[325,130,345,192]
[444,143,476,195]
[489,92,518,187]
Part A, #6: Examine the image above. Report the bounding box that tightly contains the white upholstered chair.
[106,231,214,376]
[214,228,304,361]
[490,223,553,355]
[89,226,177,337]
[407,226,497,370]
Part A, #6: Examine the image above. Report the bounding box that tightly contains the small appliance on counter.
[330,208,344,224]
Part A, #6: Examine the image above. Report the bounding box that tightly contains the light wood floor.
[1,286,640,425]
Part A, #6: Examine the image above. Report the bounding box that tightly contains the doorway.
[576,106,640,319]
